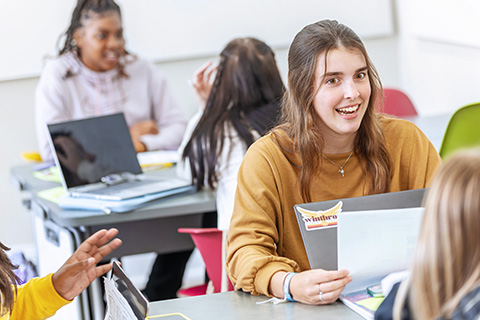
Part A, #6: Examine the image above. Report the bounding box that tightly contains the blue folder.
[58,185,196,214]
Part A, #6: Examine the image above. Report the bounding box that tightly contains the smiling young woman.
[226,19,441,306]
[35,0,187,162]
[34,0,189,302]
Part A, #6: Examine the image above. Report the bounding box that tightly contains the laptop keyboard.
[87,180,158,196]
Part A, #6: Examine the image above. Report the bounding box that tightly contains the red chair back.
[380,88,418,117]
[178,228,234,294]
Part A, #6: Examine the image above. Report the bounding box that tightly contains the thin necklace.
[322,151,354,178]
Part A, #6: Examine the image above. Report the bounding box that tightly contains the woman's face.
[74,11,125,72]
[312,47,371,144]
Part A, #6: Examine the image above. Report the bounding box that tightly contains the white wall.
[0,0,393,81]
[396,0,480,115]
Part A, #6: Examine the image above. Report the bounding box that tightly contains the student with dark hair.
[0,228,121,319]
[180,37,284,229]
[35,0,186,162]
[375,148,480,320]
[227,20,441,305]
[34,0,188,301]
[173,38,284,292]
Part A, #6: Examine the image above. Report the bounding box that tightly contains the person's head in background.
[183,37,285,189]
[393,148,480,320]
[59,0,126,74]
[278,19,389,202]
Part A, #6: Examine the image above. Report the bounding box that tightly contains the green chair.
[439,102,480,159]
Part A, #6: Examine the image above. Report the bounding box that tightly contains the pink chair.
[380,88,418,117]
[177,228,234,296]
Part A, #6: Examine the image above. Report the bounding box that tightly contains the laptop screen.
[47,113,142,188]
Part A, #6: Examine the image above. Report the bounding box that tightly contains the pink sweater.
[35,52,187,161]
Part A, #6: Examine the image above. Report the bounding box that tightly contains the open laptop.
[47,113,195,201]
[294,188,427,271]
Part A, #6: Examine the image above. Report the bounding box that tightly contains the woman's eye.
[356,72,367,79]
[96,33,106,40]
[116,32,123,39]
[326,78,339,85]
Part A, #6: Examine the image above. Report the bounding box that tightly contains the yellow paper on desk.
[146,313,191,319]
[137,150,178,171]
[33,166,62,183]
[22,151,42,162]
[356,296,385,311]
[38,186,66,204]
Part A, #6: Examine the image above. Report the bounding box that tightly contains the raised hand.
[51,228,122,301]
[192,61,218,109]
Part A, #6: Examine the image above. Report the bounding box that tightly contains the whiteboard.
[0,0,393,81]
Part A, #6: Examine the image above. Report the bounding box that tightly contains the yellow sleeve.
[9,274,71,320]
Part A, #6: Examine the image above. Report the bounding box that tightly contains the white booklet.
[337,207,425,319]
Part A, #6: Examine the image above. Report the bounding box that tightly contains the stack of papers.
[137,150,179,171]
[340,289,384,320]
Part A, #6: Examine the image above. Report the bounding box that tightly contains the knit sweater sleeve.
[227,137,300,296]
[139,65,187,151]
[9,274,70,320]
[34,59,71,162]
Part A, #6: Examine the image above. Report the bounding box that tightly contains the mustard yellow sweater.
[227,117,441,297]
[1,274,70,320]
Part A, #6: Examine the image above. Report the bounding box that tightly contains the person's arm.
[269,269,351,305]
[175,110,203,181]
[138,67,187,151]
[226,139,298,296]
[226,139,351,303]
[9,229,121,319]
[8,274,70,320]
[191,61,217,109]
[34,59,72,162]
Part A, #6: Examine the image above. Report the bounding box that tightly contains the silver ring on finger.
[319,291,324,302]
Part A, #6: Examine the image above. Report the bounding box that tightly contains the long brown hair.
[182,38,285,189]
[276,19,390,202]
[0,242,20,316]
[393,148,480,319]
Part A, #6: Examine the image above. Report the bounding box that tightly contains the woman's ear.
[73,29,83,49]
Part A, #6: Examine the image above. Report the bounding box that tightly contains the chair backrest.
[381,88,418,117]
[439,102,480,159]
[178,228,234,293]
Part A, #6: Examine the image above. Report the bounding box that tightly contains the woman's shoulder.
[380,116,425,141]
[124,55,166,78]
[245,128,299,165]
[252,128,292,150]
[449,285,480,319]
[380,115,417,130]
[41,53,74,78]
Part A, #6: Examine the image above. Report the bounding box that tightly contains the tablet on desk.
[107,261,191,320]
[109,261,149,319]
